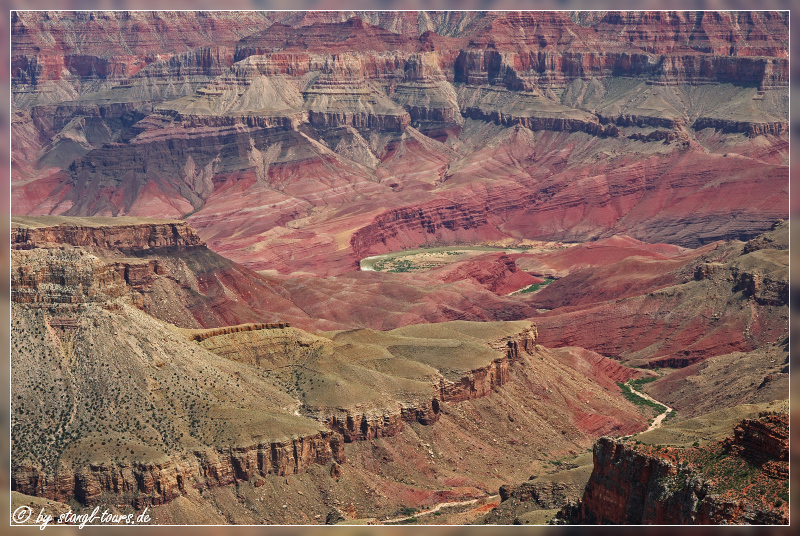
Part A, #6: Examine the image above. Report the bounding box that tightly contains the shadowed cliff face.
[560,413,788,525]
[11,11,788,276]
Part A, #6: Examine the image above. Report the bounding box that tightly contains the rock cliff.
[499,480,582,510]
[13,432,344,508]
[560,413,788,524]
[12,220,205,252]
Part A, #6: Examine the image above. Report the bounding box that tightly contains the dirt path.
[383,495,500,524]
[627,381,673,432]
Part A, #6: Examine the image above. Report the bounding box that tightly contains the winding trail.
[627,381,673,432]
[383,495,500,524]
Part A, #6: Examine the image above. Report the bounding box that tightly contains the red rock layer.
[435,253,542,295]
[12,11,789,276]
[526,232,787,367]
[725,414,788,466]
[11,11,273,84]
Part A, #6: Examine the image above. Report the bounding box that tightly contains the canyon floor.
[10,9,789,526]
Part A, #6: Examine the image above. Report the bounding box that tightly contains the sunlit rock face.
[11,11,787,277]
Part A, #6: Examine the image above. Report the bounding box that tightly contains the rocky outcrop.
[742,220,788,253]
[453,47,787,91]
[307,109,410,132]
[11,221,214,311]
[725,414,788,467]
[500,480,581,509]
[436,253,542,295]
[190,322,290,342]
[308,325,537,442]
[567,438,706,524]
[150,108,302,131]
[11,249,130,307]
[350,197,522,257]
[462,106,616,136]
[12,221,205,252]
[646,354,705,370]
[693,117,788,137]
[437,326,536,403]
[437,358,508,403]
[731,268,789,306]
[560,413,789,525]
[315,399,441,443]
[12,431,345,508]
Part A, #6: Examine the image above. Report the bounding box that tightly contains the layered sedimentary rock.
[436,253,542,295]
[189,322,290,342]
[563,413,789,525]
[13,432,344,508]
[725,415,788,467]
[12,248,130,307]
[11,11,273,93]
[10,217,548,332]
[567,438,706,524]
[319,399,441,443]
[326,324,539,440]
[195,320,539,443]
[11,11,789,276]
[499,480,582,510]
[12,220,204,252]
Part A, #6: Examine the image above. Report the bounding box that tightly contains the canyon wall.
[562,413,789,525]
[12,221,205,252]
[12,432,345,508]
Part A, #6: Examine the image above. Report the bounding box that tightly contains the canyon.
[11,217,649,513]
[12,11,788,276]
[10,9,788,526]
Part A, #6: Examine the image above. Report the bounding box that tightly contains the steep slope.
[11,299,345,507]
[559,411,788,525]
